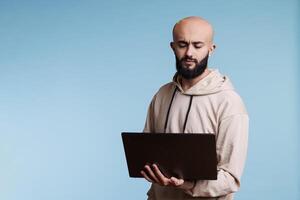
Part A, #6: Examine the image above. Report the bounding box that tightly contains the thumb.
[170,177,184,186]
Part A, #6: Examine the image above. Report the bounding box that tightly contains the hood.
[172,69,234,96]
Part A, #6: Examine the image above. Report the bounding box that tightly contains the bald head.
[172,16,214,44]
[170,16,216,81]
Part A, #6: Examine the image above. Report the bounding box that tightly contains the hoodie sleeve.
[184,113,249,197]
[143,97,157,199]
[143,95,156,133]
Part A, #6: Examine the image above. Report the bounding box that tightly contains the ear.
[170,42,175,52]
[209,44,216,56]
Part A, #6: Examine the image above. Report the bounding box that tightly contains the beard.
[175,52,209,80]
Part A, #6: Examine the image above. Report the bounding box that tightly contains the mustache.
[180,56,197,63]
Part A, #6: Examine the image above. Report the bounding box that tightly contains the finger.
[152,164,170,186]
[144,165,160,183]
[141,170,153,183]
[170,177,184,186]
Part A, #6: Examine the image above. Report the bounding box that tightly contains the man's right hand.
[140,164,195,191]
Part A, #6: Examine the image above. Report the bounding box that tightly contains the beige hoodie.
[143,69,249,200]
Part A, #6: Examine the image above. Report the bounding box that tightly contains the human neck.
[180,68,211,91]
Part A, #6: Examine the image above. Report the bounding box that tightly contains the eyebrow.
[177,40,205,45]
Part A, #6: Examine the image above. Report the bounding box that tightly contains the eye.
[177,42,188,48]
[194,44,203,49]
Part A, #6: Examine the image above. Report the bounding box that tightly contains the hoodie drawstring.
[164,87,177,133]
[164,87,194,133]
[183,95,193,133]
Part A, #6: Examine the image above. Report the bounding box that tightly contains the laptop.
[122,132,217,181]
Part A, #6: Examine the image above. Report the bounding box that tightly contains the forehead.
[173,22,212,43]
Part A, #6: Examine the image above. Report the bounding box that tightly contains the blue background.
[0,0,299,199]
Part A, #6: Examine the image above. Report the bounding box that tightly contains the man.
[141,16,249,200]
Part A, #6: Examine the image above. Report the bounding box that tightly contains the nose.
[185,44,194,58]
